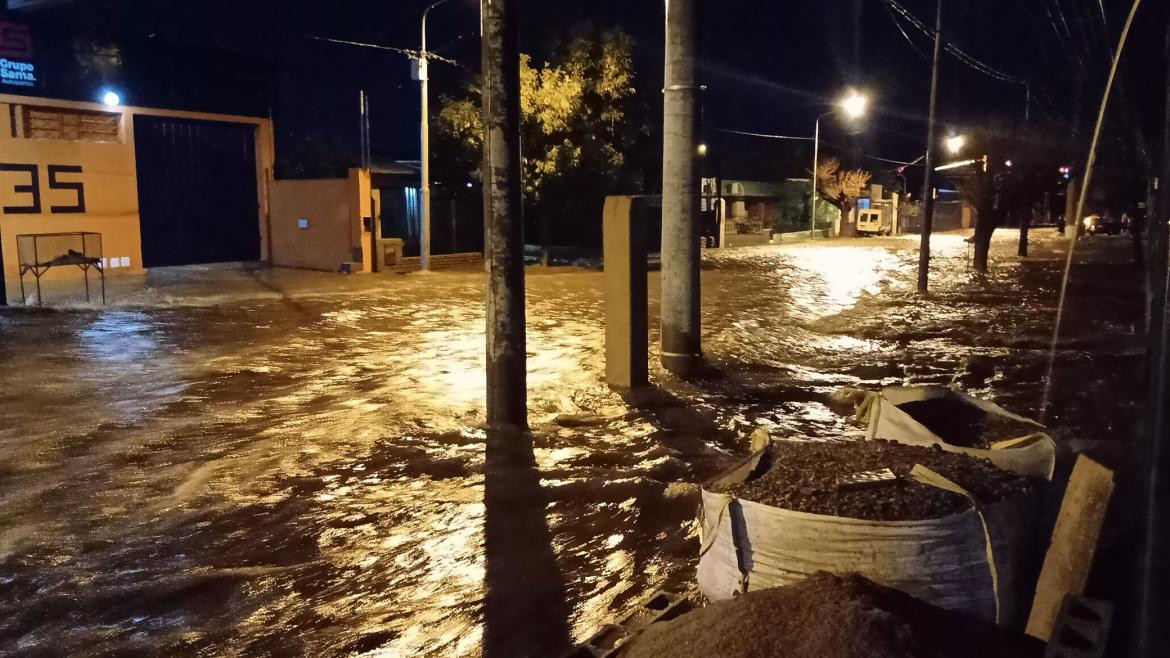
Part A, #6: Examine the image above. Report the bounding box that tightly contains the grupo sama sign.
[0,20,37,89]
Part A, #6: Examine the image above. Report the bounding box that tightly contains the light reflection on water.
[0,232,1143,656]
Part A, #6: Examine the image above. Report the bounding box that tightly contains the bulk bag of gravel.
[860,385,1056,479]
[696,440,1044,627]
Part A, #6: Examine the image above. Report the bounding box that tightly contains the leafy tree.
[436,28,646,252]
[815,158,871,237]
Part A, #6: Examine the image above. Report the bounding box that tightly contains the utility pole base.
[660,351,702,378]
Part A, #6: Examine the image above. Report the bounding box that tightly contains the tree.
[951,127,1062,274]
[816,158,871,237]
[437,28,647,252]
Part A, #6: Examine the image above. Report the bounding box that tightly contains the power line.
[882,0,929,61]
[308,35,458,65]
[714,128,810,141]
[713,128,919,165]
[882,0,1027,86]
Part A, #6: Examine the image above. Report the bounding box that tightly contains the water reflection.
[0,232,1143,656]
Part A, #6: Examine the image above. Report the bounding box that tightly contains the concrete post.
[481,0,526,429]
[661,0,702,375]
[604,196,649,389]
[916,0,942,293]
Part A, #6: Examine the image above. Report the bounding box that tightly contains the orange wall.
[0,94,274,293]
[0,104,141,286]
[269,168,373,272]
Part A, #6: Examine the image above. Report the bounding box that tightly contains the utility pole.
[419,1,453,271]
[917,0,942,293]
[810,115,822,233]
[481,0,526,429]
[661,0,702,376]
[1137,22,1170,658]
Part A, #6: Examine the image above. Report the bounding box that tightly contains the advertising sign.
[0,20,36,88]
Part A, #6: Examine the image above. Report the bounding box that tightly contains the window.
[20,105,121,143]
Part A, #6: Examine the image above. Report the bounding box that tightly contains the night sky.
[5,0,1167,187]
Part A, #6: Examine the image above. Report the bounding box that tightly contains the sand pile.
[896,397,1039,449]
[711,440,1040,521]
[620,572,1043,658]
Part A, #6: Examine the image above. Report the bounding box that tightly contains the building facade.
[0,94,275,293]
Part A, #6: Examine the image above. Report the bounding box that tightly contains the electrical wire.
[883,0,1026,86]
[882,0,929,61]
[713,128,810,141]
[308,35,458,65]
[1040,0,1143,425]
[712,128,919,165]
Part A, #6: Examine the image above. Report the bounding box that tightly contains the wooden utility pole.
[661,0,702,375]
[481,0,527,429]
[917,0,942,293]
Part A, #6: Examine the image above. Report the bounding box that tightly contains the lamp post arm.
[422,0,455,54]
[809,109,836,233]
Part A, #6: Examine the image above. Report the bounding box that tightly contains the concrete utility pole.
[810,114,823,233]
[661,0,702,376]
[481,0,526,429]
[418,2,446,271]
[917,0,943,293]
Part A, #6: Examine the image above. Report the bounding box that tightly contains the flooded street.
[0,230,1144,656]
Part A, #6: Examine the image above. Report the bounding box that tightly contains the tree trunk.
[838,202,857,237]
[1018,209,1030,257]
[972,209,997,274]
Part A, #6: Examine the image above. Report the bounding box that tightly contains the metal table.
[16,232,106,306]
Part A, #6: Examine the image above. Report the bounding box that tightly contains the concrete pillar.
[482,0,527,430]
[603,196,648,389]
[661,0,701,376]
[917,0,942,293]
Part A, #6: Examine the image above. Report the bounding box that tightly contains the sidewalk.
[1,261,485,309]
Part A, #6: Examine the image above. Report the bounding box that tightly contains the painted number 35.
[0,164,86,214]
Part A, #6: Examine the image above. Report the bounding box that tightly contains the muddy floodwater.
[0,231,1144,656]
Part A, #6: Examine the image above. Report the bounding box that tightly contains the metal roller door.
[134,115,261,267]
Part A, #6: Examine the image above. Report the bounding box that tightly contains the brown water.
[0,231,1143,656]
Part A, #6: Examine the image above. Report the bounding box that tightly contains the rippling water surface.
[0,231,1143,656]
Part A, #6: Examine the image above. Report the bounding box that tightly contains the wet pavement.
[0,229,1145,656]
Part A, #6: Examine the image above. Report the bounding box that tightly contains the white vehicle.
[857,208,886,235]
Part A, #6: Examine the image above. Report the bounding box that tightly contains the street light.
[417,0,460,271]
[101,90,121,108]
[839,89,868,120]
[945,134,966,154]
[810,89,869,233]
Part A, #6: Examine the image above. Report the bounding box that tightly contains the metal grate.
[21,105,121,143]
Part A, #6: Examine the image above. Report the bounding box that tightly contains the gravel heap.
[620,572,1043,658]
[896,397,1039,449]
[710,440,1040,521]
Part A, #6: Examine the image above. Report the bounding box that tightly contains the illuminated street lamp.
[810,89,869,232]
[101,90,121,108]
[417,0,465,271]
[945,134,966,154]
[839,89,868,120]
